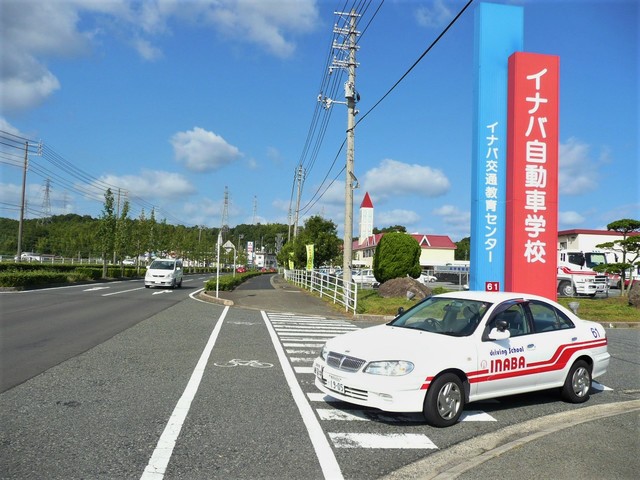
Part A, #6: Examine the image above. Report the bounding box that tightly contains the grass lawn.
[356,288,639,323]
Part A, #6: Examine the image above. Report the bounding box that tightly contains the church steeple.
[359,192,374,244]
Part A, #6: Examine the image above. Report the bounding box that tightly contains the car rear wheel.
[561,360,592,403]
[423,373,464,427]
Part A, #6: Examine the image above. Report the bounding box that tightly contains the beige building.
[352,192,457,268]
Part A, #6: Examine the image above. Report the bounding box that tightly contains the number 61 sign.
[485,281,500,292]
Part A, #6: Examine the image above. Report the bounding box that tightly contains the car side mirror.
[396,307,404,316]
[488,326,511,341]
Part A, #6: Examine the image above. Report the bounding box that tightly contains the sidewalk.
[201,273,640,479]
[200,273,355,319]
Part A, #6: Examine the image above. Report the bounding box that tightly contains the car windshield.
[389,297,491,336]
[150,260,175,270]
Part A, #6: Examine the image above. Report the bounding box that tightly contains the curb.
[382,399,640,480]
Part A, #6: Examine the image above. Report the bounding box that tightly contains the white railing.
[283,269,358,314]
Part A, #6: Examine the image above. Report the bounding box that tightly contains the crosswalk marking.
[294,366,314,374]
[265,311,579,455]
[329,433,438,449]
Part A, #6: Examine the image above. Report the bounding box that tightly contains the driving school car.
[313,291,610,427]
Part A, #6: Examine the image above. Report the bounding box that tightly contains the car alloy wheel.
[423,373,465,427]
[561,360,591,403]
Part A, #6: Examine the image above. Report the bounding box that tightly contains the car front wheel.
[558,280,574,297]
[423,373,464,427]
[561,360,592,403]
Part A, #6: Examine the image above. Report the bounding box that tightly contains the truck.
[557,250,610,297]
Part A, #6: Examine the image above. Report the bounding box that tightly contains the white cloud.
[432,204,471,227]
[559,210,586,226]
[0,0,319,113]
[205,0,319,58]
[132,37,163,61]
[91,169,195,200]
[363,158,450,200]
[559,137,600,195]
[415,0,453,29]
[376,209,421,227]
[171,127,241,172]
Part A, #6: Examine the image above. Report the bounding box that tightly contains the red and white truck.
[557,250,611,297]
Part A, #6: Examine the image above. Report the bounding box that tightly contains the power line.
[297,0,475,219]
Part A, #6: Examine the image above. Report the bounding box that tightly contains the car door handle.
[527,344,535,350]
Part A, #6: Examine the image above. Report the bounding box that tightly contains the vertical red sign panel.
[506,52,559,299]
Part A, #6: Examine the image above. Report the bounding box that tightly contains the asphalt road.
[0,273,215,392]
[1,275,638,479]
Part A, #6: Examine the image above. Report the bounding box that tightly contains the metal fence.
[283,269,358,314]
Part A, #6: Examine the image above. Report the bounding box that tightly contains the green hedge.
[0,264,142,288]
[204,271,263,291]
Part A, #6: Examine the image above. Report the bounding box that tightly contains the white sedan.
[418,273,437,284]
[313,291,610,427]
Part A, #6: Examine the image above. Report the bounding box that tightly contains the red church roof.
[360,192,373,209]
[353,233,456,251]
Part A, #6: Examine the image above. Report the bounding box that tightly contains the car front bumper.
[312,358,426,413]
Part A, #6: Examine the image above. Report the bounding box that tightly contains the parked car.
[122,258,135,265]
[418,273,437,284]
[144,258,183,288]
[236,266,247,273]
[19,252,41,262]
[352,268,379,287]
[313,290,610,427]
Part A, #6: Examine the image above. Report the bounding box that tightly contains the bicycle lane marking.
[140,305,230,480]
[261,310,344,480]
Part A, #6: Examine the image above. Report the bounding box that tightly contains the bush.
[373,232,422,283]
[204,271,263,291]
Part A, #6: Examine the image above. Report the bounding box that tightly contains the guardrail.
[283,269,358,314]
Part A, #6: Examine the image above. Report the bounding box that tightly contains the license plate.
[327,374,344,394]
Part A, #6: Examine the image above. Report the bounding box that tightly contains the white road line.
[278,332,345,337]
[282,337,333,347]
[141,306,229,480]
[460,411,497,422]
[307,393,342,403]
[283,343,326,348]
[262,311,344,480]
[102,287,146,296]
[295,366,315,374]
[290,357,317,363]
[329,433,438,449]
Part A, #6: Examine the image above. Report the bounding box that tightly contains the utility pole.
[221,186,230,239]
[16,142,28,261]
[343,10,358,286]
[293,165,304,238]
[252,195,258,225]
[319,10,360,285]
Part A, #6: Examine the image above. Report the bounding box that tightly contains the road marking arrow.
[152,290,174,295]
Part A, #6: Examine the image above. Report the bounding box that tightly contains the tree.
[372,232,422,283]
[98,189,116,278]
[277,216,340,269]
[114,199,131,267]
[455,237,470,261]
[594,218,640,296]
[373,225,406,234]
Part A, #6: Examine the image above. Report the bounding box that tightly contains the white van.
[144,258,184,288]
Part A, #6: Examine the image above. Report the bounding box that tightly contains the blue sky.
[1,0,637,242]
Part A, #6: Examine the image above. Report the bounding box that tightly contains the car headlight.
[320,344,328,361]
[364,361,414,376]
